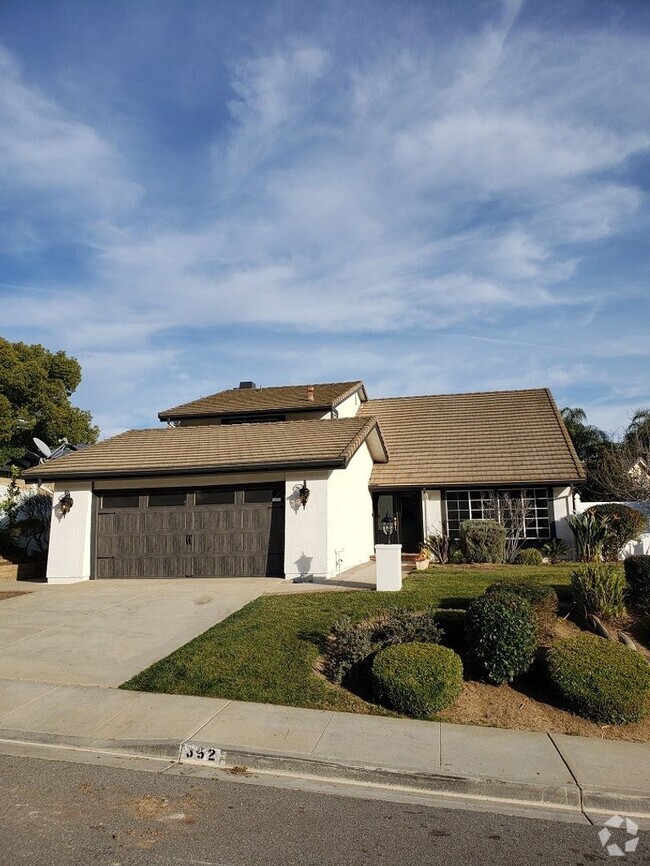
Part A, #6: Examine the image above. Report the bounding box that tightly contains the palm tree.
[560,407,610,464]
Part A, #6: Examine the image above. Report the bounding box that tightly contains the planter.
[415,559,430,571]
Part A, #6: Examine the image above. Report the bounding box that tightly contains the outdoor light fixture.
[298,481,310,509]
[381,513,396,542]
[58,490,74,516]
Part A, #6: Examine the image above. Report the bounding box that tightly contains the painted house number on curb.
[182,744,222,763]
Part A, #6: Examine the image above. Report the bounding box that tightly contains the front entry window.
[445,488,550,540]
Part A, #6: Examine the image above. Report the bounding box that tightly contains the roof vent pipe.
[238,381,256,389]
[307,386,315,402]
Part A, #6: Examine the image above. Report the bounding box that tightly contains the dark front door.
[374,492,422,553]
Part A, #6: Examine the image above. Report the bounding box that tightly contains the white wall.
[575,499,650,557]
[422,489,443,538]
[46,481,93,583]
[552,486,576,553]
[283,471,329,580]
[333,390,362,418]
[327,443,375,576]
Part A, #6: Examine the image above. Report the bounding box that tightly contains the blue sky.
[1,0,648,440]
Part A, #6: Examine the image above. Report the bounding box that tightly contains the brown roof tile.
[24,417,385,481]
[158,381,365,420]
[359,388,585,488]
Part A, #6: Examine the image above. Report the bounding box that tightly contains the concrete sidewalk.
[0,677,648,824]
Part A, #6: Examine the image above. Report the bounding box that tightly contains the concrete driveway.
[0,579,280,687]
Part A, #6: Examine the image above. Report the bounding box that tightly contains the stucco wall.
[326,443,375,576]
[333,391,362,418]
[46,481,93,583]
[283,471,329,579]
[422,489,443,538]
[552,486,576,553]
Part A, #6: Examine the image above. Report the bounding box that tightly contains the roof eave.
[23,457,348,483]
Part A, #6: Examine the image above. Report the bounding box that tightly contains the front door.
[373,492,422,553]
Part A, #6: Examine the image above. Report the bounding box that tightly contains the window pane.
[148,491,187,507]
[101,493,139,509]
[244,488,275,504]
[196,489,235,506]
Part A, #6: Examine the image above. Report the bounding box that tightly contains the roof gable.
[359,388,585,488]
[158,381,366,420]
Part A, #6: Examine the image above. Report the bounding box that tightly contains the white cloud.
[2,2,649,434]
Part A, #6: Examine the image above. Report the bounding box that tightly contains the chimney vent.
[238,381,256,389]
[307,386,315,402]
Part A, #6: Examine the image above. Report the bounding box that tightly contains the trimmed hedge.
[324,609,444,684]
[547,633,650,724]
[460,520,506,564]
[465,592,538,684]
[514,548,544,566]
[371,642,463,719]
[571,564,627,622]
[624,555,650,615]
[485,582,558,641]
[586,504,647,561]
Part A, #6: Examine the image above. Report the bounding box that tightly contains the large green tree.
[0,338,99,464]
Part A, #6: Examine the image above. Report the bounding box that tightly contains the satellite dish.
[33,437,52,458]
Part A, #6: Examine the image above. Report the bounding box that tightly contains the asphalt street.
[0,753,646,866]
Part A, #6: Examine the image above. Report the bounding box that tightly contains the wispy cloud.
[0,0,648,434]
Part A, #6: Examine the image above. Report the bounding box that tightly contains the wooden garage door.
[95,486,284,578]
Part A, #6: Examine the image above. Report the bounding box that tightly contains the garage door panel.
[193,509,240,531]
[95,486,284,578]
[141,511,185,533]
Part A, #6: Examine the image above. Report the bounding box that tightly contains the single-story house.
[24,381,585,583]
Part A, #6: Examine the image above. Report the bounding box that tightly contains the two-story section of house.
[25,380,585,583]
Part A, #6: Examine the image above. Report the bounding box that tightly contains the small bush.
[542,539,570,563]
[460,520,506,564]
[465,593,538,684]
[624,555,650,615]
[449,549,465,564]
[373,609,444,647]
[571,564,626,622]
[547,633,650,724]
[569,511,609,562]
[514,548,544,566]
[485,582,558,641]
[586,504,647,561]
[324,617,374,684]
[324,609,444,684]
[426,533,450,564]
[371,642,463,718]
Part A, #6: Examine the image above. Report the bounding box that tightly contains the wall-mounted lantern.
[298,481,310,509]
[381,513,396,542]
[58,490,74,516]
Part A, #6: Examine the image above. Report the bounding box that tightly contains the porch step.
[370,553,418,563]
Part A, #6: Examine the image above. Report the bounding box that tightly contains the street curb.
[185,742,583,810]
[1,727,648,819]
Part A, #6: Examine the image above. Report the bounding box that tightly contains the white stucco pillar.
[422,489,443,538]
[552,486,575,554]
[283,473,329,580]
[46,482,94,583]
[375,544,402,591]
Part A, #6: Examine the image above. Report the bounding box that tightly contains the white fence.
[574,499,650,558]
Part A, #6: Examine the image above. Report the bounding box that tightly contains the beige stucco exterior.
[46,481,94,584]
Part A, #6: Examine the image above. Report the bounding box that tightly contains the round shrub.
[547,633,650,724]
[485,582,558,641]
[624,554,650,615]
[570,564,626,622]
[514,547,544,566]
[460,519,506,564]
[465,593,538,684]
[586,504,647,561]
[371,643,463,718]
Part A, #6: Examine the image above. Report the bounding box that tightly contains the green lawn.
[121,564,575,714]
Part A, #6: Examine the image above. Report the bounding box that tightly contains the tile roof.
[359,388,585,488]
[24,417,386,481]
[158,381,365,420]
